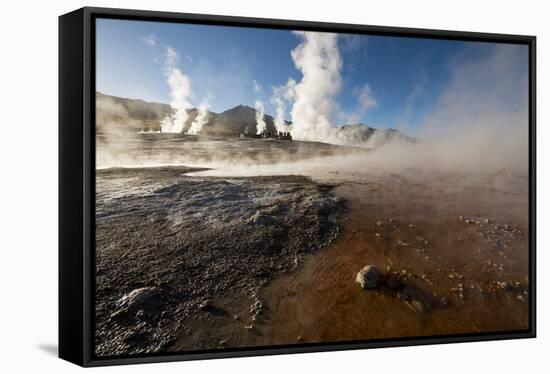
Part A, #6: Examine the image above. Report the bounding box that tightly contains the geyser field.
[94,23,530,357]
[95,133,528,355]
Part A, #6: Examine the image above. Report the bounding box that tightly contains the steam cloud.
[354,83,377,112]
[271,79,295,133]
[187,96,211,135]
[255,100,267,134]
[253,79,268,134]
[160,47,193,133]
[288,31,342,142]
[361,44,529,172]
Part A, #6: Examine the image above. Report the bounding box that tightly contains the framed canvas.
[59,6,536,367]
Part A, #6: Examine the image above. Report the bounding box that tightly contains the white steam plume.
[160,47,193,133]
[272,95,286,133]
[187,95,212,135]
[255,100,267,134]
[271,79,296,133]
[289,31,342,142]
[367,44,529,172]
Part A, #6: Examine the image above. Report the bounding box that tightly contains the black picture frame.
[59,6,537,367]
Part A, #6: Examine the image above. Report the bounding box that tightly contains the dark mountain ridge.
[96,92,414,145]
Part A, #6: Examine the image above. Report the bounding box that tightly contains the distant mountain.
[331,124,415,148]
[220,104,257,122]
[96,92,414,147]
[202,105,281,136]
[96,92,172,132]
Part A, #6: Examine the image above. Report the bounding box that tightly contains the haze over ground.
[97,21,528,172]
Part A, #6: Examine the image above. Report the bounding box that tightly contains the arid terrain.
[247,168,529,345]
[95,134,529,357]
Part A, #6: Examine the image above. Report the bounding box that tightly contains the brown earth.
[244,169,529,346]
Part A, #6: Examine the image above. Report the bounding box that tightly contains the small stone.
[410,300,426,313]
[356,265,380,289]
[198,300,211,311]
[250,299,263,313]
[250,211,275,225]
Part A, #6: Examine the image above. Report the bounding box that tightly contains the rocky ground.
[95,136,530,356]
[95,166,344,356]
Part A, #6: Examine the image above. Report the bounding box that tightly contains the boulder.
[356,265,380,289]
[116,287,161,312]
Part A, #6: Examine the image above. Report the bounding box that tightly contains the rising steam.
[288,31,342,142]
[413,43,529,171]
[271,79,295,133]
[187,99,210,135]
[160,47,193,133]
[255,100,267,134]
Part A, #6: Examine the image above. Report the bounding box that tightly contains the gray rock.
[250,211,275,225]
[356,265,380,289]
[198,300,212,311]
[116,287,161,312]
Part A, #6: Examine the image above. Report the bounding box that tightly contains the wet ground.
[95,135,530,357]
[95,165,343,356]
[247,169,529,345]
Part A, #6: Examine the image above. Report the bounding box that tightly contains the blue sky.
[96,18,528,133]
